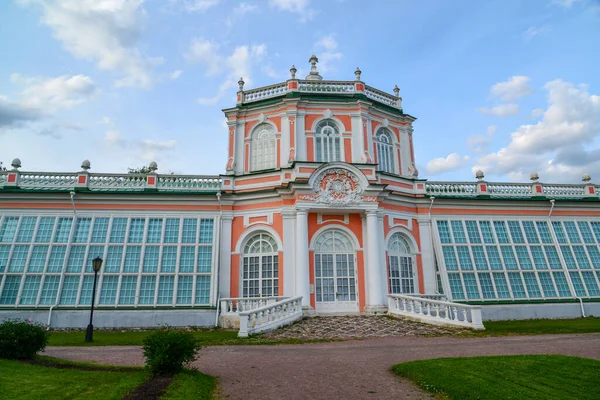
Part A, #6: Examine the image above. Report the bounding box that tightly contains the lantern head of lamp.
[92,256,103,272]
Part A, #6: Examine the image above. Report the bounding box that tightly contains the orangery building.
[1,56,599,331]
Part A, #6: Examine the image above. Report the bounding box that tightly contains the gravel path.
[45,333,600,400]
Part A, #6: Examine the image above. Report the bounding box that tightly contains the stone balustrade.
[364,85,402,108]
[243,83,288,103]
[425,182,478,197]
[238,296,303,337]
[88,174,147,191]
[220,296,289,315]
[425,181,598,200]
[298,80,355,93]
[388,294,484,330]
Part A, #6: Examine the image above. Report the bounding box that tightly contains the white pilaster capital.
[281,209,296,219]
[295,207,310,216]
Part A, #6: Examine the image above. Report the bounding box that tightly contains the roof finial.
[305,54,322,81]
[355,67,362,81]
[530,172,539,182]
[11,158,21,170]
[238,77,245,91]
[81,160,91,171]
[393,85,400,97]
[582,173,592,183]
[290,65,297,79]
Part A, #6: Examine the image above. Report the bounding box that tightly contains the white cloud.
[552,0,583,7]
[314,35,343,74]
[185,38,222,75]
[523,26,550,41]
[269,0,315,21]
[468,125,497,153]
[11,74,99,111]
[472,79,600,182]
[169,70,183,80]
[105,129,177,164]
[479,103,520,117]
[531,108,544,118]
[20,0,161,88]
[184,0,221,12]
[490,76,534,102]
[426,153,470,175]
[234,2,258,16]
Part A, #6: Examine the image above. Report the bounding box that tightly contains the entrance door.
[314,230,358,313]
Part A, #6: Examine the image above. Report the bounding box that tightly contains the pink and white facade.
[1,56,599,328]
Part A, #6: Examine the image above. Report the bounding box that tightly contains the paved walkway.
[46,333,600,400]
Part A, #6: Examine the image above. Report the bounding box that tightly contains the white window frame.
[375,128,395,174]
[250,124,277,171]
[315,119,342,162]
[241,232,279,297]
[387,233,416,294]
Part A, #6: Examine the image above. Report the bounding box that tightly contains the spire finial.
[393,85,400,97]
[305,54,322,81]
[355,67,362,81]
[238,77,245,91]
[290,65,297,79]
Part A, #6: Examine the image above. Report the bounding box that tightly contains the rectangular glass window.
[60,276,80,305]
[0,275,21,304]
[47,246,67,272]
[73,218,91,243]
[0,217,19,242]
[35,217,55,243]
[536,221,553,244]
[139,276,156,304]
[471,246,488,270]
[442,246,458,271]
[538,272,557,297]
[552,222,568,244]
[197,247,212,273]
[508,221,525,243]
[123,246,141,273]
[0,245,9,272]
[54,217,73,243]
[157,275,174,304]
[590,222,600,242]
[508,273,526,298]
[195,275,211,304]
[437,221,452,244]
[564,221,581,243]
[500,246,518,270]
[581,271,600,296]
[78,276,94,305]
[199,219,214,244]
[20,275,41,305]
[465,221,482,244]
[552,272,572,297]
[561,246,578,269]
[569,272,587,296]
[143,246,160,272]
[8,245,29,272]
[450,221,467,243]
[479,221,495,244]
[543,246,562,269]
[147,219,163,243]
[530,246,548,270]
[105,246,123,273]
[99,275,118,304]
[573,246,591,269]
[522,221,539,244]
[587,246,600,269]
[16,217,37,242]
[493,273,511,299]
[161,246,177,273]
[463,273,480,299]
[28,245,48,272]
[91,218,109,243]
[179,247,195,273]
[486,246,503,270]
[128,218,145,243]
[522,272,541,298]
[86,246,105,273]
[577,222,595,244]
[456,246,473,270]
[478,273,495,299]
[515,247,533,270]
[164,219,180,243]
[109,218,127,243]
[39,276,60,304]
[493,221,510,243]
[119,276,137,304]
[177,276,193,304]
[182,219,197,244]
[66,246,86,273]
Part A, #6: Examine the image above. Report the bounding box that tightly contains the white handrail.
[388,294,484,330]
[220,296,289,315]
[238,296,303,337]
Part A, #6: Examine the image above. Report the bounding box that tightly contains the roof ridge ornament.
[305,54,323,81]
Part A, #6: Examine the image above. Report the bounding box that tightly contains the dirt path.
[45,333,600,400]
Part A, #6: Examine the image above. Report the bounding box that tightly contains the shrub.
[142,327,202,376]
[0,318,51,360]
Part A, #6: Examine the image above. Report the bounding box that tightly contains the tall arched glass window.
[315,120,341,162]
[242,232,279,297]
[388,233,416,294]
[251,124,276,171]
[376,128,394,173]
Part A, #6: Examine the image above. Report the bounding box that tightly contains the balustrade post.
[5,159,21,187]
[238,315,249,338]
[470,307,485,330]
[461,308,468,322]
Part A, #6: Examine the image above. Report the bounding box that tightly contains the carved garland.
[300,168,365,206]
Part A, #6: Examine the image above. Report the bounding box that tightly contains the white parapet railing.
[243,82,288,103]
[220,296,289,315]
[238,296,303,338]
[365,85,402,109]
[298,80,355,94]
[425,182,477,197]
[425,181,598,200]
[388,294,485,330]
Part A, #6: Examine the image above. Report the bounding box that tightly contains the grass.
[0,358,147,400]
[161,369,217,400]
[48,328,334,347]
[470,316,600,337]
[393,355,600,400]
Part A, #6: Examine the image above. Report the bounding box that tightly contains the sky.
[0,0,599,184]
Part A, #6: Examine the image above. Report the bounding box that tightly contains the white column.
[366,210,385,311]
[417,217,436,294]
[218,214,234,298]
[295,209,311,308]
[282,210,296,297]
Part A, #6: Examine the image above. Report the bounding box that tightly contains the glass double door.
[315,253,358,312]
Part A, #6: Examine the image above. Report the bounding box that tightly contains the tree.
[127,165,153,175]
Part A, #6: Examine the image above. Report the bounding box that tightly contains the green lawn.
[474,316,600,336]
[393,355,600,400]
[0,358,147,400]
[161,369,217,400]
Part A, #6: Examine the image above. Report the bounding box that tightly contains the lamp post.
[85,256,103,342]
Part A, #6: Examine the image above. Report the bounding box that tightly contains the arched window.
[251,124,276,171]
[376,128,394,173]
[315,120,341,162]
[388,233,416,294]
[242,232,279,297]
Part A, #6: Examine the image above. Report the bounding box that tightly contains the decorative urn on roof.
[305,54,323,81]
